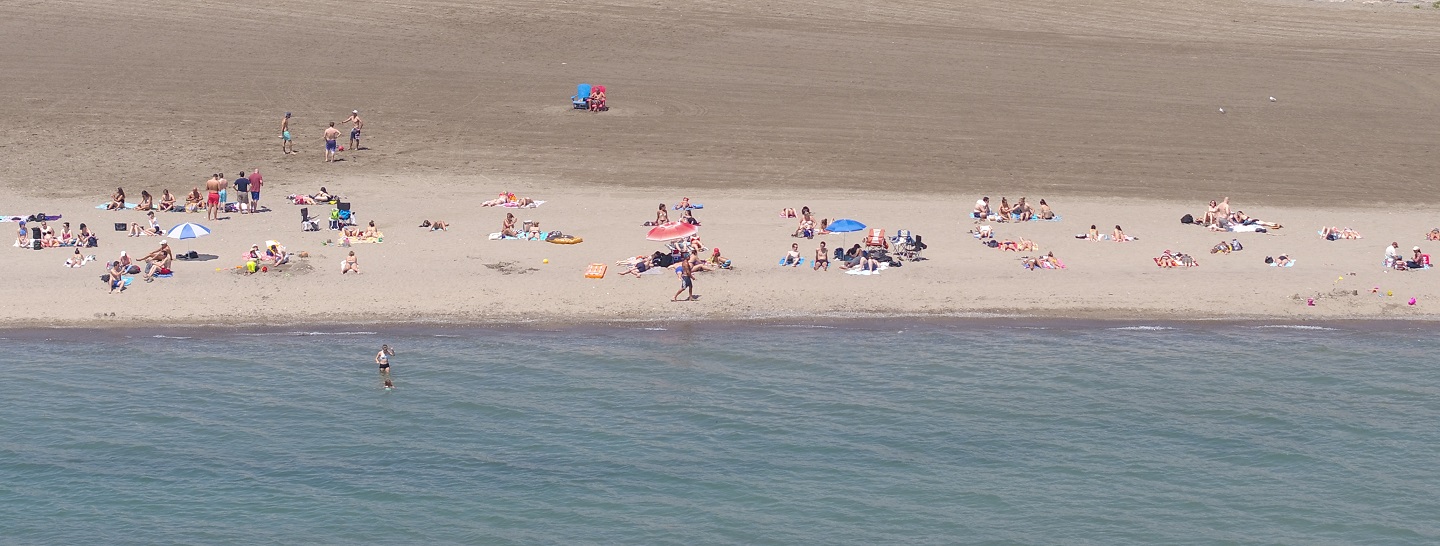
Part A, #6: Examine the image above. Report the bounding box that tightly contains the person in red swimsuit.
[205,173,223,221]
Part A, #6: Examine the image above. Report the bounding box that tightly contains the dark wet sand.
[1,0,1438,204]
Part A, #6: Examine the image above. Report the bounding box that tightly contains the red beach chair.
[864,228,888,249]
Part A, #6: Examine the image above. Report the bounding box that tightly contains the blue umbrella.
[827,218,865,233]
[165,222,212,240]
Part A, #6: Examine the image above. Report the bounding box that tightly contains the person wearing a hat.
[280,112,293,155]
[141,240,174,282]
[341,109,363,152]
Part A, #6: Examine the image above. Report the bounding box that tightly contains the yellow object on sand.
[585,263,607,279]
[548,236,583,245]
[542,259,549,264]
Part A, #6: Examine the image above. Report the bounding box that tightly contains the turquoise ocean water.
[4,321,1439,544]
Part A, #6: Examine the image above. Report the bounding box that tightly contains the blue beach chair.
[572,84,592,109]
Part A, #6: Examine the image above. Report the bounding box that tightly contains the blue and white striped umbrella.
[165,222,212,240]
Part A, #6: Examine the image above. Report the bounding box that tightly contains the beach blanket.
[1230,224,1265,233]
[501,200,545,209]
[96,203,138,209]
[779,256,806,267]
[672,204,704,210]
[488,232,540,240]
[845,263,889,276]
[1269,260,1296,268]
[970,212,1061,222]
[2,214,62,222]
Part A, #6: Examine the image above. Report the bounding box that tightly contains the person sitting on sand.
[687,252,713,273]
[501,213,518,237]
[709,247,731,269]
[66,247,87,268]
[136,190,154,211]
[343,250,359,274]
[186,187,203,212]
[1112,225,1131,242]
[1411,246,1428,269]
[974,196,990,218]
[784,243,802,266]
[146,211,161,235]
[1217,196,1232,218]
[78,223,95,247]
[1087,225,1100,241]
[108,261,126,293]
[793,218,814,239]
[858,250,881,272]
[158,189,176,212]
[780,207,796,218]
[998,197,1013,219]
[814,242,830,271]
[58,222,73,246]
[682,209,700,226]
[106,187,126,210]
[1015,197,1033,221]
[420,220,449,231]
[677,197,691,210]
[654,204,669,225]
[1038,199,1054,220]
[1203,200,1220,225]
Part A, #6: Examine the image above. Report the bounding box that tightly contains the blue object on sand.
[572,84,591,109]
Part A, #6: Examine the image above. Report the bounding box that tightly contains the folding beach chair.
[300,207,320,232]
[572,83,592,109]
[864,228,888,249]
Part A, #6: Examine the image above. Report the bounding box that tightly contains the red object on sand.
[646,221,697,241]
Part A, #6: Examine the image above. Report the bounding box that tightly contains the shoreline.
[6,313,1440,341]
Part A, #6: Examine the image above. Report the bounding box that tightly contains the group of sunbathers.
[482,192,537,208]
[1079,224,1135,242]
[617,244,729,277]
[1021,252,1064,270]
[973,196,1055,222]
[1197,197,1282,232]
[290,187,337,205]
[18,220,98,249]
[107,187,181,212]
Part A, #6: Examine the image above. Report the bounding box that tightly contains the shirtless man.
[204,174,223,221]
[323,122,341,163]
[142,240,174,281]
[280,112,293,154]
[341,109,363,151]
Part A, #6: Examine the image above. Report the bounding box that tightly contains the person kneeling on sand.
[343,250,360,274]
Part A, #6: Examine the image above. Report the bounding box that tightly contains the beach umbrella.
[827,218,865,233]
[646,221,697,242]
[165,222,211,240]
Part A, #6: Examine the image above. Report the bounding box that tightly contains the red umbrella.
[646,221,698,241]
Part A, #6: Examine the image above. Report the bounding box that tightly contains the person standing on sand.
[204,174,223,221]
[234,171,251,214]
[341,110,363,151]
[280,112,293,154]
[324,122,341,163]
[673,252,695,302]
[249,168,263,211]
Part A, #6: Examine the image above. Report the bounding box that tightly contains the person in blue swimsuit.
[280,112,293,155]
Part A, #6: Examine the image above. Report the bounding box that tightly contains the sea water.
[3,322,1438,545]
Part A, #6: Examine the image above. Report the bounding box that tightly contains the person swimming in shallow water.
[383,378,395,390]
[376,344,394,375]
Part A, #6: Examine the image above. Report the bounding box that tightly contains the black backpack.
[1180,214,1194,224]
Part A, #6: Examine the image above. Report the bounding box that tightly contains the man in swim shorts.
[204,173,223,221]
[324,122,340,163]
[672,252,695,302]
[341,109,363,151]
[280,112,293,155]
[249,168,263,210]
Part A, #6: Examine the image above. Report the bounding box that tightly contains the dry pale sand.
[2,0,1439,327]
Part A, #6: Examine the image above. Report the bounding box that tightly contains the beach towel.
[96,203,138,209]
[672,203,703,210]
[845,263,889,276]
[501,200,545,209]
[1008,213,1062,222]
[488,232,527,240]
[779,256,806,267]
[1269,260,1296,268]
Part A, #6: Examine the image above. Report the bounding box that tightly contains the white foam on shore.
[237,331,379,337]
[1107,326,1176,331]
[151,335,192,340]
[1251,325,1338,331]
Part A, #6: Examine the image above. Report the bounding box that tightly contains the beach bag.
[986,240,999,248]
[1180,214,1194,225]
[1264,256,1274,264]
[1230,239,1243,251]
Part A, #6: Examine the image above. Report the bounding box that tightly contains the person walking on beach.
[280,112,293,154]
[672,252,695,302]
[204,174,223,221]
[376,344,394,376]
[324,122,341,163]
[341,109,363,151]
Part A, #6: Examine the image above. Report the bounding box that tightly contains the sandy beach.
[3,0,1440,328]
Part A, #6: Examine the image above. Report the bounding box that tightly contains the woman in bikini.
[376,344,394,375]
[107,187,126,210]
[655,204,669,225]
[813,242,830,271]
[1088,225,1100,241]
[78,223,95,247]
[501,213,518,237]
[159,189,176,212]
[136,190,154,211]
[1039,199,1054,220]
[343,250,360,274]
[1112,225,1129,242]
[59,222,73,246]
[998,197,1012,220]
